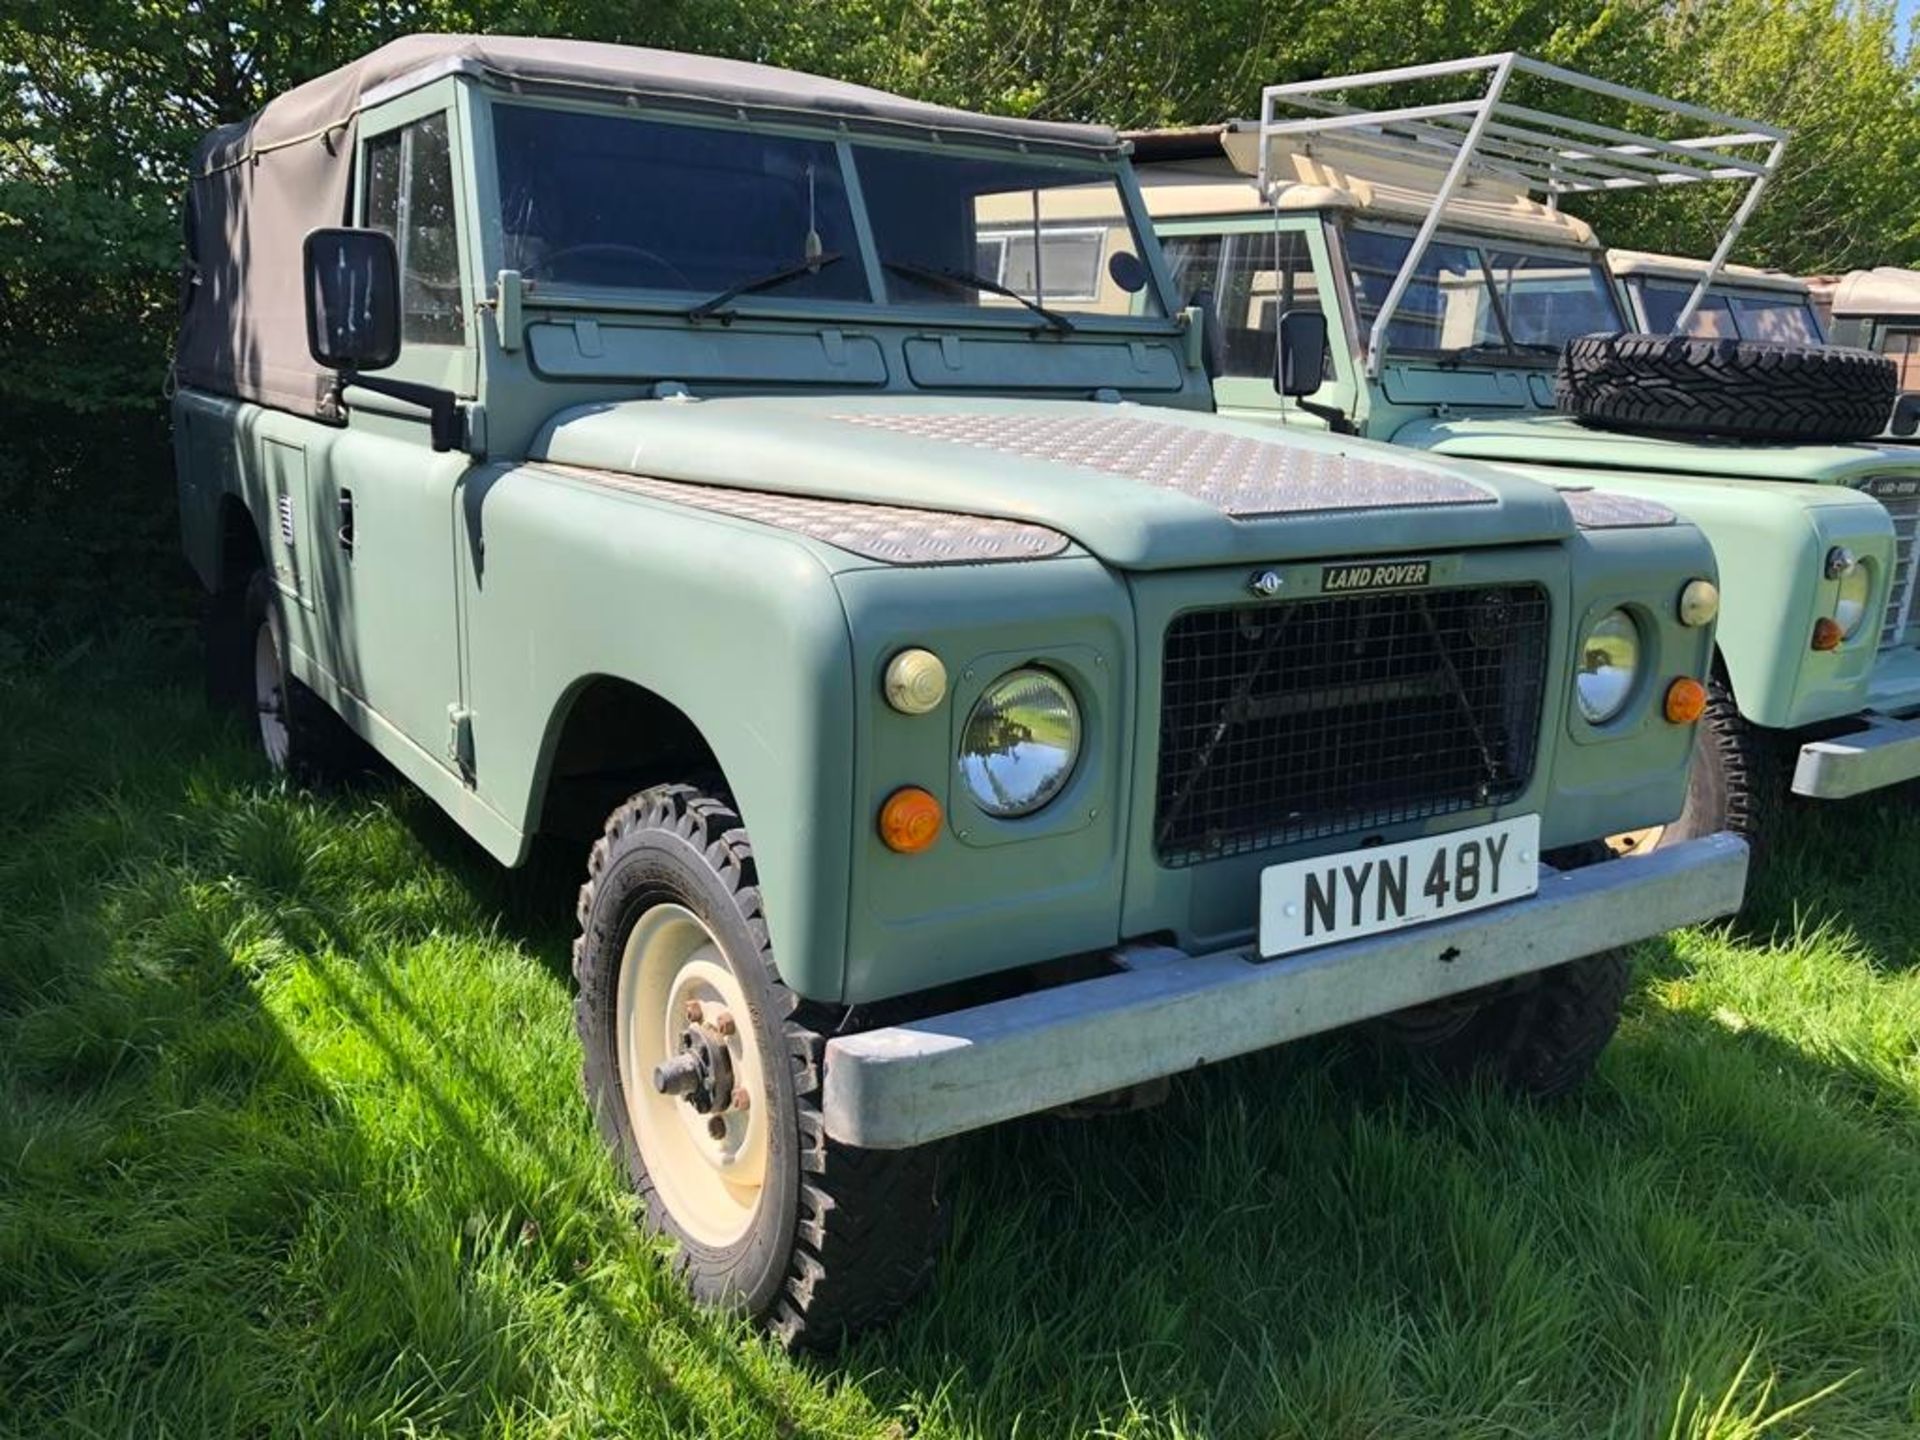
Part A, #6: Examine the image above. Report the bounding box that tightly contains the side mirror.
[1189,286,1225,381]
[1275,309,1329,397]
[304,227,400,372]
[1107,250,1149,295]
[1891,392,1920,438]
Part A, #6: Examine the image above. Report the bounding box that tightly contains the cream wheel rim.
[1605,825,1665,858]
[616,903,769,1248]
[254,621,290,770]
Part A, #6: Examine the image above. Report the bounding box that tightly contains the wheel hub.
[615,904,769,1248]
[1605,824,1665,858]
[652,1016,737,1116]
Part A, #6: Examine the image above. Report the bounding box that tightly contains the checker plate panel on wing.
[1558,488,1676,529]
[538,464,1071,565]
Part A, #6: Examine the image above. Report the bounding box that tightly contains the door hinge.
[447,705,476,781]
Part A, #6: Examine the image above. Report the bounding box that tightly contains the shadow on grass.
[5,634,1917,1436]
[0,643,841,1438]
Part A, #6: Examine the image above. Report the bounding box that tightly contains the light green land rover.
[173,35,1745,1344]
[1133,54,1920,862]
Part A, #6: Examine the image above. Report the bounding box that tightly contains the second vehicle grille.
[1861,476,1920,650]
[1154,583,1551,867]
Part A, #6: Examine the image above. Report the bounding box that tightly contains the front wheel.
[572,784,945,1348]
[1607,674,1777,865]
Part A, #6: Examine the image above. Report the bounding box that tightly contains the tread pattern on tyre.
[1691,671,1781,865]
[1556,333,1896,443]
[1481,950,1631,1099]
[572,784,945,1350]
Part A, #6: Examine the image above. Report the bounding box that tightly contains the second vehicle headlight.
[958,667,1081,817]
[1576,609,1641,724]
[1835,561,1873,640]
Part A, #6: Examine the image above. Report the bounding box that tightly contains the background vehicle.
[1812,266,1920,390]
[174,35,1743,1345]
[1612,250,1825,344]
[1131,54,1920,861]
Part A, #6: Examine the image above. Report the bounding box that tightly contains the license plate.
[1257,815,1540,958]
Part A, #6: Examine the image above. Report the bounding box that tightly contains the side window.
[1161,234,1222,307]
[1160,231,1328,379]
[360,114,466,347]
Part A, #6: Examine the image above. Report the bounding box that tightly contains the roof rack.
[1256,53,1789,373]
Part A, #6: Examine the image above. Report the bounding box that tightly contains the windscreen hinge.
[492,270,524,352]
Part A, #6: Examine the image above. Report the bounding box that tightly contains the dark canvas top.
[178,34,1120,416]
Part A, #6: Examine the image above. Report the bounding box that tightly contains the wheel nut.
[683,999,704,1023]
[713,1009,737,1036]
[707,1115,728,1140]
[730,1086,751,1112]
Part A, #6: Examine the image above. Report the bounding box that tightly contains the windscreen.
[493,105,868,301]
[1635,277,1824,344]
[850,146,1160,317]
[491,103,1162,321]
[1346,224,1622,359]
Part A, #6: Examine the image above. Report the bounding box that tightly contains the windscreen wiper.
[685,252,844,323]
[881,260,1075,333]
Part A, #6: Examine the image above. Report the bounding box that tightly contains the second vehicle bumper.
[1794,710,1920,799]
[822,833,1750,1149]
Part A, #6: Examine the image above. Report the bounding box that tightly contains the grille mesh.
[1154,584,1551,866]
[1862,476,1920,650]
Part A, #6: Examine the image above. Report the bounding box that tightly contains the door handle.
[338,489,355,555]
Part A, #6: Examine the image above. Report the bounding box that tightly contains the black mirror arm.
[339,369,463,452]
[1294,397,1358,436]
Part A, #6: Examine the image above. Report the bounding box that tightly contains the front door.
[305,97,472,774]
[1156,218,1360,428]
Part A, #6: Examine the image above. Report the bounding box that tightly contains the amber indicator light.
[1664,677,1708,725]
[878,787,943,853]
[1811,617,1844,652]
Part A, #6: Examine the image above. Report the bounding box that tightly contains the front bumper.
[1793,711,1920,799]
[822,833,1748,1149]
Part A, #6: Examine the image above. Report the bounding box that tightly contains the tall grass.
[2,629,1916,1437]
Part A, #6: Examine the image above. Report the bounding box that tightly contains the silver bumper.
[1793,711,1920,799]
[822,833,1749,1149]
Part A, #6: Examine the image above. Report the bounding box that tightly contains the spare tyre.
[1556,333,1896,443]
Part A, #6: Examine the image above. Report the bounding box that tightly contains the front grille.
[1154,583,1551,866]
[1861,476,1920,650]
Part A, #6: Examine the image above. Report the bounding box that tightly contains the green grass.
[3,629,1918,1439]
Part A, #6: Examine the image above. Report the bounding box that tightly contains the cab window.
[1160,230,1326,376]
[361,113,467,346]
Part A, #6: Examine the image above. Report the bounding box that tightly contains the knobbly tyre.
[173,35,1746,1346]
[1131,53,1920,867]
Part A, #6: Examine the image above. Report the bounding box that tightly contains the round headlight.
[1576,609,1641,724]
[1834,562,1872,640]
[958,667,1081,817]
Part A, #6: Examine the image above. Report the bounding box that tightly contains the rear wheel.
[573,784,945,1348]
[240,570,358,781]
[1386,845,1630,1098]
[1407,949,1633,1099]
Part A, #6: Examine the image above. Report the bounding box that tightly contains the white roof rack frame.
[1256,53,1789,374]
